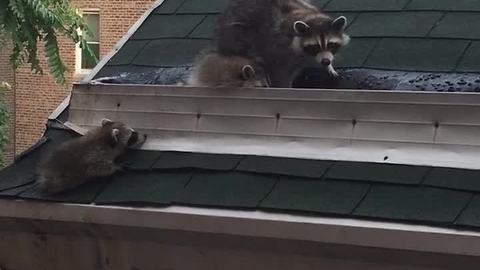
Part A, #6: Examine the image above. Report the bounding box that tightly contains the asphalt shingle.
[312,0,330,8]
[355,185,471,223]
[153,0,185,14]
[177,0,228,14]
[95,172,191,204]
[430,13,480,40]
[121,150,162,170]
[457,42,480,73]
[108,41,148,66]
[131,15,206,39]
[407,0,480,11]
[237,156,331,179]
[133,39,210,67]
[335,38,378,68]
[176,172,276,208]
[348,12,443,37]
[456,195,480,227]
[326,162,430,184]
[189,15,217,39]
[424,167,480,192]
[152,152,243,171]
[364,38,469,72]
[325,0,410,11]
[261,178,370,214]
[19,179,110,204]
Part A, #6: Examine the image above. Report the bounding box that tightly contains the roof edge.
[1,199,479,256]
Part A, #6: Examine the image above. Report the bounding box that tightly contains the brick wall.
[1,0,156,164]
[0,44,15,164]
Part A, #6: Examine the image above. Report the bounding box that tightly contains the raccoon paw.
[327,65,339,78]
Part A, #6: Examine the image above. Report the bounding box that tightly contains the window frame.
[75,9,100,75]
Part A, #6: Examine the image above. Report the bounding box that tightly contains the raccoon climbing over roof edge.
[36,119,147,194]
[187,52,270,88]
[215,0,350,88]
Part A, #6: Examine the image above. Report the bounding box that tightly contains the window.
[76,10,100,74]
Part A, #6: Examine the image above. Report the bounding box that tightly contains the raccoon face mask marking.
[292,16,350,77]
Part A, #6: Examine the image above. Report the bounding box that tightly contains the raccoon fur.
[215,0,350,87]
[36,119,147,194]
[187,52,270,88]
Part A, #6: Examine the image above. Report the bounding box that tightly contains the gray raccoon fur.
[215,0,350,87]
[187,52,270,88]
[36,119,146,194]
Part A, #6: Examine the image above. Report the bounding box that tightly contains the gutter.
[1,199,480,257]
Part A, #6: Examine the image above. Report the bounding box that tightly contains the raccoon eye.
[328,42,341,54]
[303,44,321,56]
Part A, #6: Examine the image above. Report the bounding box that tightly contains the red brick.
[0,0,156,165]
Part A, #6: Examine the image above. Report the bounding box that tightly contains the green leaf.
[0,0,96,85]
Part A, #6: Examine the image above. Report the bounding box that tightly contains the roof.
[91,0,480,91]
[2,126,480,231]
[4,0,480,239]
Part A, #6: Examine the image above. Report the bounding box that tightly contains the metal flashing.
[48,94,71,120]
[68,83,480,170]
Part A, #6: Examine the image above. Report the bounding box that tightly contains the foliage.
[0,82,10,167]
[0,0,97,85]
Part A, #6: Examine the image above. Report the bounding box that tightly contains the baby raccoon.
[36,119,146,194]
[216,0,350,87]
[187,52,270,88]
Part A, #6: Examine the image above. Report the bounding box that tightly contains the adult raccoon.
[215,0,350,87]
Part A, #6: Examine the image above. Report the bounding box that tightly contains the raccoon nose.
[321,59,331,66]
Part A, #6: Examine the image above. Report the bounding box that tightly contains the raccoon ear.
[293,21,310,35]
[111,129,120,144]
[332,16,347,31]
[242,65,256,80]
[101,118,114,127]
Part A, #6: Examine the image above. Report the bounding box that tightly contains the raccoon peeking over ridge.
[187,52,270,88]
[215,0,350,88]
[36,119,147,194]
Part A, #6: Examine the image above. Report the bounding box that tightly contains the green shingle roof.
[96,0,480,79]
[3,127,480,230]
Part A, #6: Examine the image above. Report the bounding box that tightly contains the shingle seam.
[232,155,246,171]
[172,0,190,14]
[344,12,360,29]
[453,41,473,72]
[0,181,34,193]
[148,152,164,170]
[425,12,446,37]
[15,182,38,197]
[183,171,195,188]
[349,183,373,214]
[90,178,116,204]
[402,0,415,10]
[418,167,435,185]
[186,15,209,37]
[126,40,151,66]
[321,0,335,10]
[360,38,381,67]
[453,193,476,225]
[257,176,280,207]
[319,160,336,181]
